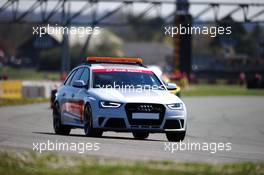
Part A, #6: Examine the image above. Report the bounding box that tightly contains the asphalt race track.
[0,96,263,163]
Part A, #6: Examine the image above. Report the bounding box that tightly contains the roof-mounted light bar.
[86,57,143,64]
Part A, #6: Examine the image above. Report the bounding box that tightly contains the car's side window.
[70,68,84,86]
[79,68,90,85]
[65,70,77,86]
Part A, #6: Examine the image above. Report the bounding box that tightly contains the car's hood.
[89,88,183,104]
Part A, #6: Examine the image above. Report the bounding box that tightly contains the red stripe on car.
[92,68,152,74]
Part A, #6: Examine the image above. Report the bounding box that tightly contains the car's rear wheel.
[84,104,103,137]
[53,103,71,135]
[166,131,186,142]
[132,131,149,140]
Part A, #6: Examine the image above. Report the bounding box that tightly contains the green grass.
[0,151,263,175]
[182,85,264,96]
[2,67,59,80]
[0,98,49,107]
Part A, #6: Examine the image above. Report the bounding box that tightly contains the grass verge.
[0,98,49,107]
[0,151,263,175]
[182,85,264,96]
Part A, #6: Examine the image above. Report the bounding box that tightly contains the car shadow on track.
[32,132,165,142]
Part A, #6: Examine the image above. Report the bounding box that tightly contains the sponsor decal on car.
[61,101,85,120]
[92,68,153,74]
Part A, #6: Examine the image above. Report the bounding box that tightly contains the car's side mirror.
[166,83,177,91]
[73,80,86,88]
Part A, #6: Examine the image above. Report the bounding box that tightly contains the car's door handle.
[62,93,66,97]
[71,94,75,98]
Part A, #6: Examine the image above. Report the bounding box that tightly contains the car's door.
[62,68,84,125]
[73,67,90,123]
[58,69,76,116]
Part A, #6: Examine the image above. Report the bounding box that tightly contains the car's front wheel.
[166,131,186,142]
[132,131,149,140]
[83,104,103,137]
[53,103,71,135]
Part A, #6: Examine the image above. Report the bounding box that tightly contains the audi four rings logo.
[137,105,154,112]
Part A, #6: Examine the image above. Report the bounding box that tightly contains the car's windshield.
[93,72,164,90]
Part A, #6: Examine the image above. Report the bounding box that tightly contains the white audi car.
[53,57,187,141]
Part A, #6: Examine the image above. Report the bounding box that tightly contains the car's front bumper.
[91,102,187,133]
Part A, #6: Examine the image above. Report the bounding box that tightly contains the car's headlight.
[167,103,184,110]
[100,101,122,108]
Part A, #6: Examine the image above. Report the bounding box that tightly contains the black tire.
[132,131,149,140]
[83,104,103,137]
[53,103,71,135]
[166,131,186,142]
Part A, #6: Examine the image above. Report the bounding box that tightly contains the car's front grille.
[164,120,181,129]
[125,103,165,125]
[164,119,185,129]
[180,119,184,128]
[98,117,105,126]
[104,118,126,128]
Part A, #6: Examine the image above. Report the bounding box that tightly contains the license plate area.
[125,103,165,125]
[132,113,159,120]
